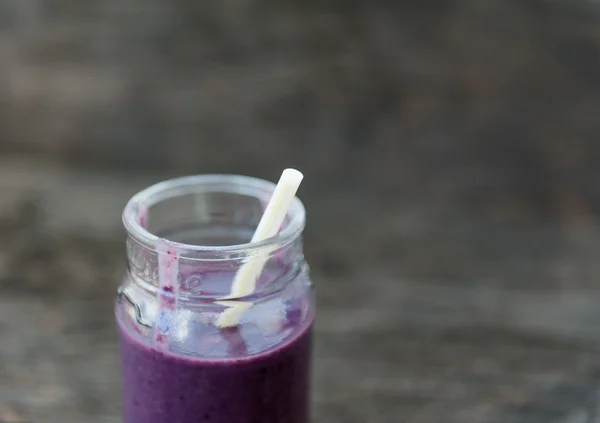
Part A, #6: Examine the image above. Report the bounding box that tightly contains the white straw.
[216,168,304,328]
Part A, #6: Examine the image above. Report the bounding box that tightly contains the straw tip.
[282,168,304,184]
[215,301,253,328]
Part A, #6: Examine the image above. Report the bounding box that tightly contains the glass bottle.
[115,175,315,423]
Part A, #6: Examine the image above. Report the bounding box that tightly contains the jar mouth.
[123,174,306,259]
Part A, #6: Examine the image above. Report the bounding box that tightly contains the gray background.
[1,0,600,205]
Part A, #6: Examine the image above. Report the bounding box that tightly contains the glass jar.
[115,175,315,423]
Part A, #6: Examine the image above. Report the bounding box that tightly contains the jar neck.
[126,236,305,299]
[123,175,306,300]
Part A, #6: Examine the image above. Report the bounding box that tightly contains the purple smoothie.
[118,312,313,423]
[118,173,314,423]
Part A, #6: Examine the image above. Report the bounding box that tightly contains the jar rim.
[122,174,306,258]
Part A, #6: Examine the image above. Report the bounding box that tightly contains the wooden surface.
[2,160,600,422]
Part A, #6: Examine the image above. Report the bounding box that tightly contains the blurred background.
[3,1,600,422]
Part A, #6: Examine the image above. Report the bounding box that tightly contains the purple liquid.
[118,318,313,423]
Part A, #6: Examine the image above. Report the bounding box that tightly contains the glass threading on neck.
[122,175,306,297]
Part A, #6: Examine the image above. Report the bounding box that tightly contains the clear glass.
[115,175,315,423]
